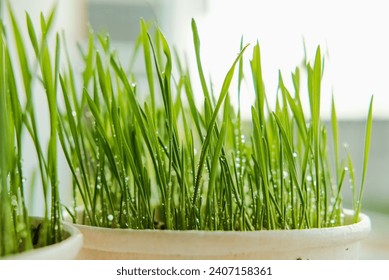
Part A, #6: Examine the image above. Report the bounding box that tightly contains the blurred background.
[1,0,388,258]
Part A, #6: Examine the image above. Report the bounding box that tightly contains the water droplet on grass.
[241,135,246,143]
[11,195,18,207]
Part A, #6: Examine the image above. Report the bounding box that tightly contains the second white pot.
[4,218,83,260]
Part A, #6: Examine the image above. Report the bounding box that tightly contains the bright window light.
[181,0,389,119]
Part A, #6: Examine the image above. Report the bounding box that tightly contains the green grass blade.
[191,19,212,106]
[250,42,266,123]
[331,95,340,182]
[354,96,373,222]
[26,13,39,57]
[192,44,249,206]
[140,18,156,117]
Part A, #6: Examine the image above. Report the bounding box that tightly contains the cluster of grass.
[0,6,373,249]
[0,6,63,257]
[59,19,373,231]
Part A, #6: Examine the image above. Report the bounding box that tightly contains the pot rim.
[72,209,371,255]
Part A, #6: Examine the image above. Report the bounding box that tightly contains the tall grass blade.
[354,96,373,222]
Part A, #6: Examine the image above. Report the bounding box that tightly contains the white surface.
[360,210,389,259]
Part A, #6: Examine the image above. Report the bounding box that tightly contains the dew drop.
[85,111,93,118]
[16,223,26,233]
[241,135,246,144]
[11,196,18,207]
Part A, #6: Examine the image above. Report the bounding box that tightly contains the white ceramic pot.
[4,218,83,260]
[73,211,370,260]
